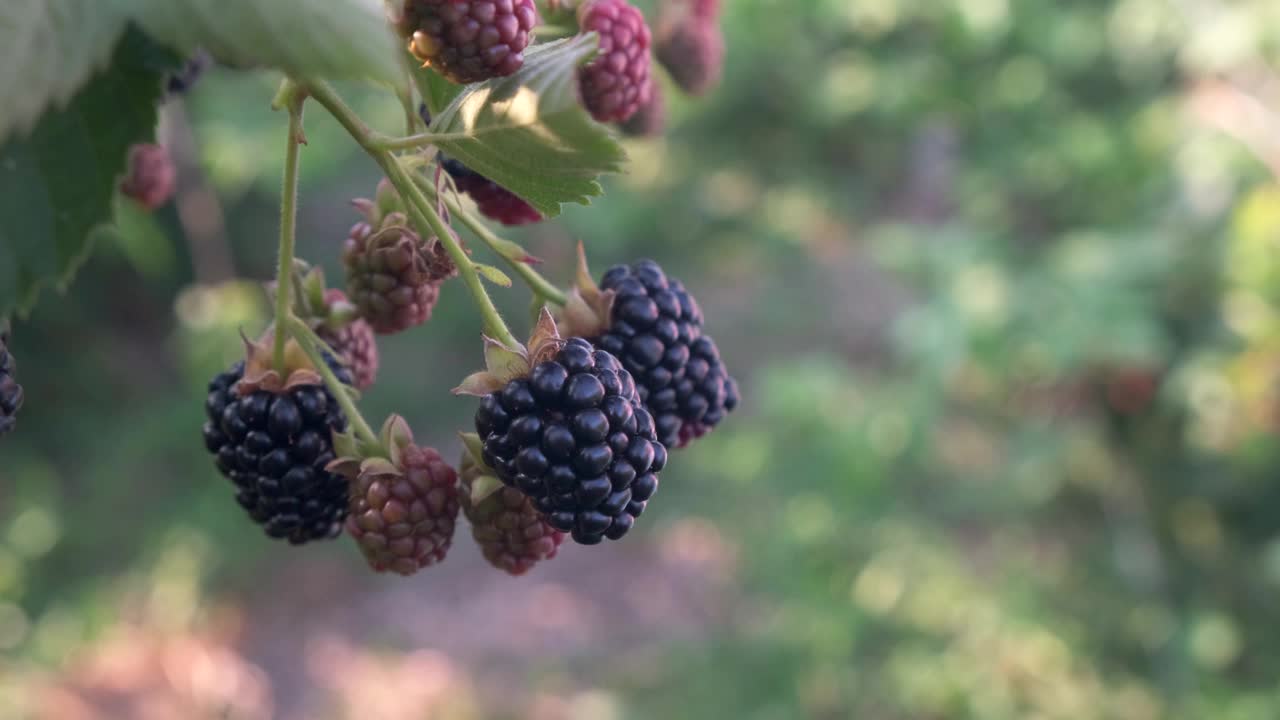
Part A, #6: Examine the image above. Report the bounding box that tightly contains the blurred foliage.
[6,0,1280,718]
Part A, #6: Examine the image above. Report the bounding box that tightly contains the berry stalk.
[413,174,568,306]
[303,80,523,350]
[287,316,379,447]
[272,81,307,374]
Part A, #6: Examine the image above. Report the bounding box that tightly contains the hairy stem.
[302,80,523,349]
[414,175,568,306]
[288,317,379,446]
[384,157,524,347]
[273,82,306,373]
[371,130,475,152]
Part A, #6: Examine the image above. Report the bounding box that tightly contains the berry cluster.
[161,0,741,577]
[203,355,353,544]
[474,337,665,544]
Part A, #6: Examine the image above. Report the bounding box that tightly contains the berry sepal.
[237,332,325,394]
[453,308,567,397]
[558,243,616,339]
[459,431,567,575]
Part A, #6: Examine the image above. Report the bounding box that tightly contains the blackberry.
[317,290,379,391]
[119,143,176,211]
[474,338,666,544]
[619,80,666,137]
[343,185,454,335]
[165,50,211,97]
[594,261,738,448]
[342,442,459,575]
[401,0,540,84]
[201,360,353,544]
[442,158,542,226]
[319,318,378,391]
[460,436,566,575]
[577,0,653,123]
[0,325,23,436]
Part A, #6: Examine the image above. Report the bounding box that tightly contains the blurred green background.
[7,0,1280,717]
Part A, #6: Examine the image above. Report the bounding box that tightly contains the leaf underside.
[0,28,177,318]
[430,34,627,218]
[133,0,400,86]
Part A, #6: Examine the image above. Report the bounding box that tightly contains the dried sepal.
[453,311,573,396]
[528,308,566,366]
[558,242,615,338]
[236,332,324,395]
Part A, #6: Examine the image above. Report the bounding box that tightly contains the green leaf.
[0,1,132,143]
[429,34,627,218]
[411,59,464,119]
[0,29,177,318]
[475,263,513,288]
[132,0,399,86]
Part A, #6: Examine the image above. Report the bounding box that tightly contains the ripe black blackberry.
[202,355,353,544]
[0,325,23,436]
[592,260,738,448]
[474,337,666,544]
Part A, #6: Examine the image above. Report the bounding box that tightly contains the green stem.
[415,175,568,305]
[288,316,379,446]
[371,130,475,152]
[273,84,306,373]
[303,80,523,349]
